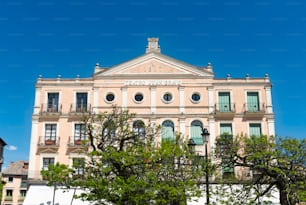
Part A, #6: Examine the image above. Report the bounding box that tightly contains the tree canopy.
[42,108,208,205]
[216,134,306,205]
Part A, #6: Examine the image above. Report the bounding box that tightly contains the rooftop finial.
[146,37,161,53]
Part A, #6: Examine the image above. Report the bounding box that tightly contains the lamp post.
[187,128,210,205]
[201,128,210,205]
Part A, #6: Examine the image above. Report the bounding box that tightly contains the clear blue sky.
[0,0,305,168]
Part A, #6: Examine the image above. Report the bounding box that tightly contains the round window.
[134,93,144,103]
[191,93,201,103]
[105,93,115,103]
[163,93,173,103]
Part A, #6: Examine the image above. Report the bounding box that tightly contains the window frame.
[105,92,116,103]
[190,92,201,103]
[133,92,144,103]
[42,157,55,170]
[162,92,173,104]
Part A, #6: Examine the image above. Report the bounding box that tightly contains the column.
[150,87,156,114]
[28,119,39,179]
[33,87,41,114]
[121,87,127,110]
[265,86,273,113]
[208,86,214,113]
[93,87,99,113]
[208,117,216,161]
[179,86,185,113]
[267,118,275,136]
[179,118,186,141]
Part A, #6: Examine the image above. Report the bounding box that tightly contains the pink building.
[28,38,275,181]
[2,161,28,205]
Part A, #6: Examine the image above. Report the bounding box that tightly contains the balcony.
[39,103,62,119]
[67,136,89,154]
[18,195,26,202]
[244,103,265,119]
[68,103,91,120]
[4,195,12,201]
[214,103,236,119]
[36,136,60,154]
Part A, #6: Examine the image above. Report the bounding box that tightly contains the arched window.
[190,120,204,145]
[161,120,174,141]
[133,120,145,137]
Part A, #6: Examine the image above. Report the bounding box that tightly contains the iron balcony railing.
[38,136,60,145]
[244,103,265,112]
[40,103,62,113]
[68,136,87,145]
[215,103,235,113]
[70,103,91,113]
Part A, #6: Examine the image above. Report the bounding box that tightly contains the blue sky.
[0,0,306,168]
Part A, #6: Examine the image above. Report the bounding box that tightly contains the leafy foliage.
[215,134,306,205]
[42,107,208,205]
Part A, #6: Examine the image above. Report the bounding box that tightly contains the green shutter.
[247,92,259,112]
[190,126,203,145]
[162,127,174,140]
[220,124,232,135]
[249,124,261,136]
[218,92,231,112]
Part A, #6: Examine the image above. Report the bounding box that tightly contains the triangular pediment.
[95,52,213,78]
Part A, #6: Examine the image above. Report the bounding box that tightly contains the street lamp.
[187,128,210,205]
[201,128,210,205]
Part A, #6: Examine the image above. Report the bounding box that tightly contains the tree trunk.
[279,186,290,205]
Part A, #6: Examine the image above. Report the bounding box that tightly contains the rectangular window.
[218,92,231,112]
[43,157,54,170]
[220,123,233,135]
[8,177,13,182]
[249,123,262,136]
[247,92,259,112]
[74,124,86,141]
[5,189,13,201]
[72,158,85,175]
[20,190,26,197]
[47,93,59,112]
[219,124,234,178]
[45,124,57,142]
[76,92,88,112]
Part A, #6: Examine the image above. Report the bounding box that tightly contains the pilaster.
[179,86,185,113]
[150,86,156,114]
[121,87,127,110]
[93,87,99,113]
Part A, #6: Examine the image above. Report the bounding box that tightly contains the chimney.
[146,37,161,53]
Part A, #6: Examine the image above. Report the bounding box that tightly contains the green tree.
[215,134,306,205]
[0,177,5,202]
[42,107,208,205]
[41,163,73,205]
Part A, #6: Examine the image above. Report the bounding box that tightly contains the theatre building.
[28,38,275,182]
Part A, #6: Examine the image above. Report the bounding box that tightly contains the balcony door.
[47,93,59,112]
[45,124,57,142]
[76,92,88,112]
[218,92,231,112]
[247,92,259,112]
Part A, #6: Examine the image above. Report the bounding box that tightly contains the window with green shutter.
[219,123,234,178]
[249,123,262,136]
[190,120,204,145]
[218,92,231,112]
[162,120,174,141]
[247,92,259,112]
[220,123,232,135]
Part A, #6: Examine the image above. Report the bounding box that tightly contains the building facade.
[28,38,275,181]
[1,161,28,205]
